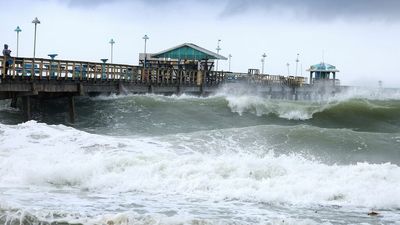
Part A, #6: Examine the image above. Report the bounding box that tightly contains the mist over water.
[0,86,400,224]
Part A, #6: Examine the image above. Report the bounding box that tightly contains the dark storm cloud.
[58,0,400,21]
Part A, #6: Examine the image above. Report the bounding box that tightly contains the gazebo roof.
[151,43,227,61]
[308,62,339,72]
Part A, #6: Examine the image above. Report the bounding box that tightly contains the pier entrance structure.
[307,63,340,85]
[148,43,227,70]
[141,43,227,90]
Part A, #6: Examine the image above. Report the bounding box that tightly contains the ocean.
[0,85,399,225]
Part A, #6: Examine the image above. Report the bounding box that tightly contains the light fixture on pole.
[14,26,22,57]
[216,39,221,71]
[142,34,149,67]
[32,17,40,59]
[286,63,290,76]
[295,53,299,76]
[261,53,267,74]
[109,38,115,63]
[228,54,232,71]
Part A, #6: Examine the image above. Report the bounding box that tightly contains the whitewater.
[0,86,399,225]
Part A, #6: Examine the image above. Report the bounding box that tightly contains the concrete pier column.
[10,96,18,108]
[148,85,154,94]
[22,96,31,121]
[68,95,76,123]
[199,84,204,96]
[292,87,298,101]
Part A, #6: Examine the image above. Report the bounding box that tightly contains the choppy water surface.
[0,86,399,225]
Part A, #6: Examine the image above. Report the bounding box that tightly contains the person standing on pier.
[2,44,12,75]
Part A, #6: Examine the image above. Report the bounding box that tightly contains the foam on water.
[215,85,400,121]
[1,121,399,210]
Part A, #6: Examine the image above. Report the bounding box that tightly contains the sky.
[1,0,400,87]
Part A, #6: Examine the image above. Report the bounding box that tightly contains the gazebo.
[149,43,227,71]
[307,62,339,85]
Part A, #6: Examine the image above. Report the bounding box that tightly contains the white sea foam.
[214,84,400,120]
[1,121,400,212]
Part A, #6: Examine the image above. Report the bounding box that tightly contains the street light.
[14,26,22,57]
[109,38,115,63]
[295,53,299,76]
[261,53,267,74]
[142,34,149,67]
[216,39,221,71]
[228,54,232,71]
[32,17,40,59]
[286,63,290,76]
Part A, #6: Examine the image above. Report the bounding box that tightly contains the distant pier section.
[0,43,336,122]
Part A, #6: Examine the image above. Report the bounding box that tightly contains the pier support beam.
[68,95,76,123]
[22,96,31,121]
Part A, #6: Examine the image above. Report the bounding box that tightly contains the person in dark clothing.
[2,44,12,75]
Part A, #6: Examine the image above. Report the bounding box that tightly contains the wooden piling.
[22,96,31,121]
[10,96,17,108]
[68,95,75,123]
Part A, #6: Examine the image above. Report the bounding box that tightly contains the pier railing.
[1,57,306,87]
[0,57,225,86]
[226,72,306,86]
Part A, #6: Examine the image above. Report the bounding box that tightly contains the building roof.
[307,62,340,72]
[151,43,227,61]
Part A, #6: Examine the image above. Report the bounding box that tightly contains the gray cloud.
[56,0,400,21]
[223,0,400,21]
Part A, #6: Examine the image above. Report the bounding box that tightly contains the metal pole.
[144,39,147,56]
[228,54,232,71]
[15,26,22,57]
[111,43,113,63]
[261,59,264,74]
[144,39,147,67]
[261,53,266,74]
[143,35,149,67]
[109,38,115,64]
[33,23,37,59]
[32,17,40,60]
[287,63,290,76]
[295,53,299,76]
[216,39,221,71]
[16,32,20,57]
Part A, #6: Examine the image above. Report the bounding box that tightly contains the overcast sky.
[2,0,400,87]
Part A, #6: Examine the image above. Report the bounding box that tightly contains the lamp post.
[261,53,267,74]
[32,17,40,59]
[14,26,22,57]
[142,34,149,67]
[228,54,232,71]
[286,63,290,76]
[109,38,115,63]
[295,53,299,76]
[216,39,221,71]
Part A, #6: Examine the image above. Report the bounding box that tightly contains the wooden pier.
[0,56,307,122]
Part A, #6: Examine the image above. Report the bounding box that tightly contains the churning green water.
[0,86,399,224]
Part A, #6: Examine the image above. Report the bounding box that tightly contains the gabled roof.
[307,62,339,72]
[151,43,227,60]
